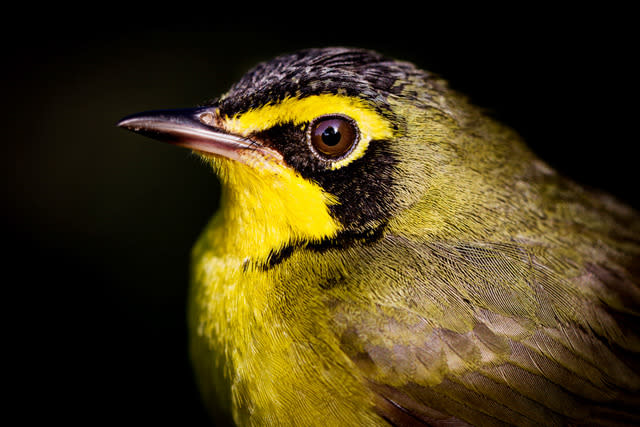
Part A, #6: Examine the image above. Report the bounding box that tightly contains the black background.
[4,10,636,426]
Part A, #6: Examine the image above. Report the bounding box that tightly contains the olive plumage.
[119,47,640,426]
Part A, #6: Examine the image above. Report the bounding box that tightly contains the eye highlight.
[307,115,360,161]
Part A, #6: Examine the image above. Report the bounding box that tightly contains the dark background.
[4,12,636,426]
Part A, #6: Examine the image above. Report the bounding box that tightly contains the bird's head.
[119,47,518,257]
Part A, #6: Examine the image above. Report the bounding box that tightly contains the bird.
[118,47,640,426]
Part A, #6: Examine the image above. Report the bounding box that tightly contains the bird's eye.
[307,115,359,160]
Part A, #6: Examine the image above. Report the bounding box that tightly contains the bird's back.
[120,47,640,426]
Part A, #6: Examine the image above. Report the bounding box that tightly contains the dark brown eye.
[308,115,359,159]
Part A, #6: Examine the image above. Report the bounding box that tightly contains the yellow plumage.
[189,94,396,425]
[224,94,395,170]
[118,47,640,426]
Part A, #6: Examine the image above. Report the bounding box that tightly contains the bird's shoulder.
[319,225,640,426]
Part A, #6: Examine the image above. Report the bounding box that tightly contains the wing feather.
[328,230,640,425]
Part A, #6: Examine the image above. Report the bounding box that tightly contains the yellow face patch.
[220,94,395,170]
[205,158,341,260]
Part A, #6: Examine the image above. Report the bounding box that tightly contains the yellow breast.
[187,159,384,425]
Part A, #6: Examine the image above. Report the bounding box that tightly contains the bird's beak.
[117,107,282,165]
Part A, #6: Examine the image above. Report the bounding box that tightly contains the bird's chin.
[197,149,287,177]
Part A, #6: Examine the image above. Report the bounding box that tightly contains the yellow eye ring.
[306,114,360,163]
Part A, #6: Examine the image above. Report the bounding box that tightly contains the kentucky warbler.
[118,47,640,426]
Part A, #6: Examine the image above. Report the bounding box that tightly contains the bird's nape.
[118,47,640,426]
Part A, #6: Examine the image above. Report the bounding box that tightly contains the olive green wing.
[327,234,640,426]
